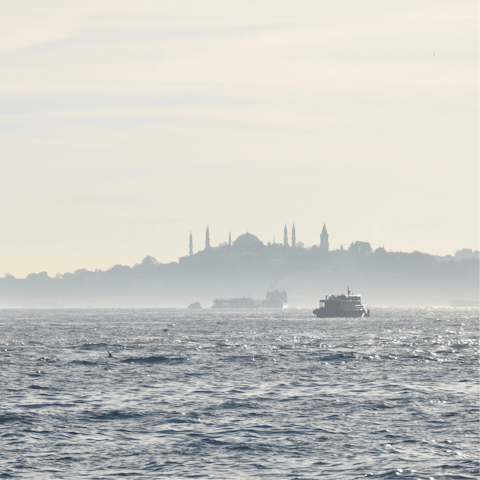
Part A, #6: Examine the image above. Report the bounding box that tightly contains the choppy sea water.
[0,307,478,479]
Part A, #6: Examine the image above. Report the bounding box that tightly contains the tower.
[320,223,329,252]
[283,224,288,247]
[228,231,231,246]
[189,232,193,256]
[205,225,211,249]
[292,223,296,248]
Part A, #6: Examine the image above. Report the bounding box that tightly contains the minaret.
[292,223,296,249]
[189,232,193,256]
[283,224,289,247]
[228,231,232,246]
[320,223,329,252]
[205,225,211,249]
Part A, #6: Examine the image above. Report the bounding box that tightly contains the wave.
[70,359,98,365]
[121,355,185,364]
[76,342,109,350]
[28,385,49,390]
[85,410,146,421]
[0,413,35,425]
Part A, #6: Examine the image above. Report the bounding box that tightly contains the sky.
[0,0,478,277]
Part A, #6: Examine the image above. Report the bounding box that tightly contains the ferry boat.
[212,297,256,309]
[187,301,202,309]
[313,288,370,318]
[211,288,288,309]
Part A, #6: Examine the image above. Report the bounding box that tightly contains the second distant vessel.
[211,288,287,309]
[313,288,370,318]
[211,297,256,309]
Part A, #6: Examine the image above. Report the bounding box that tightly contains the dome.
[233,232,264,247]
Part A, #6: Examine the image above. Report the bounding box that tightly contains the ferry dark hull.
[313,308,369,318]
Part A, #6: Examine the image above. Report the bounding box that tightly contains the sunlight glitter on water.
[0,307,478,479]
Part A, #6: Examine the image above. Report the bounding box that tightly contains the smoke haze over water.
[1,244,478,307]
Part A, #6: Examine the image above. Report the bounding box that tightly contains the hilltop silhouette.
[0,225,478,307]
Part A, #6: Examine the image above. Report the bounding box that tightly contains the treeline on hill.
[0,243,478,307]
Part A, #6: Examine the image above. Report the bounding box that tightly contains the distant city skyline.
[181,223,478,261]
[1,227,477,307]
[1,218,479,278]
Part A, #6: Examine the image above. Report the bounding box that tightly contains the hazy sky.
[0,0,478,277]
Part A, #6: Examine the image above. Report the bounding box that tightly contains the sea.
[0,307,478,479]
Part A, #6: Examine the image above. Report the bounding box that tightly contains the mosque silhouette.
[179,224,329,265]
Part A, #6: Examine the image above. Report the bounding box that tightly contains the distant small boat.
[313,287,370,318]
[187,301,202,309]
